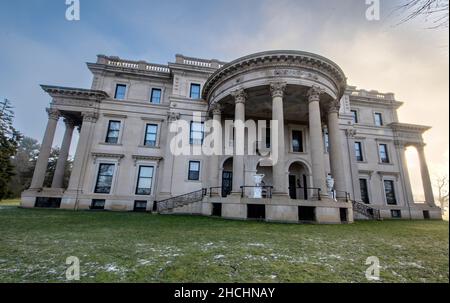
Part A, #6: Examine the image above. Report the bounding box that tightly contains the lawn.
[0,202,448,283]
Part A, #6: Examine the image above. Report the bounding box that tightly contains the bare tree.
[435,175,449,209]
[396,0,449,28]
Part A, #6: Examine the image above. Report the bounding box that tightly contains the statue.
[253,174,265,198]
[326,174,336,201]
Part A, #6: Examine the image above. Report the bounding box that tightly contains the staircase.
[352,200,383,221]
[156,188,208,213]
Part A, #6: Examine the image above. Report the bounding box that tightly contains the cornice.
[389,123,431,134]
[41,85,109,100]
[202,50,347,101]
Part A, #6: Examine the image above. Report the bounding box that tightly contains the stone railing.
[175,54,226,69]
[347,86,395,101]
[97,55,171,74]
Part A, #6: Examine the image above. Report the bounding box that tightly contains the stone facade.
[21,51,442,223]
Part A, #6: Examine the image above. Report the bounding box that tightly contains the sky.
[0,0,448,199]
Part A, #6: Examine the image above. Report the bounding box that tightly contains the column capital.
[46,108,61,121]
[167,111,180,122]
[394,140,406,149]
[328,99,341,114]
[415,143,426,151]
[231,89,247,104]
[345,128,357,138]
[63,118,76,129]
[270,82,287,98]
[210,103,222,116]
[307,85,323,103]
[82,112,98,123]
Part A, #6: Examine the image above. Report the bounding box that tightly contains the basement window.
[247,204,266,220]
[298,206,316,222]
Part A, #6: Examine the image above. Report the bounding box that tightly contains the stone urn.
[253,174,265,198]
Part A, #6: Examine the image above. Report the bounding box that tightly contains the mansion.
[21,50,442,223]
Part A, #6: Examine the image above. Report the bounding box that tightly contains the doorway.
[222,171,233,197]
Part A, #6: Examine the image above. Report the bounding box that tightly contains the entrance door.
[303,175,308,200]
[289,175,297,199]
[222,171,233,197]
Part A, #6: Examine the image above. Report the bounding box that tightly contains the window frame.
[355,141,364,162]
[135,165,155,196]
[190,121,205,145]
[144,123,158,147]
[374,112,384,126]
[94,163,116,194]
[150,88,162,104]
[188,160,201,181]
[292,130,304,153]
[350,109,359,124]
[114,84,127,100]
[378,143,390,164]
[105,120,121,144]
[359,178,370,204]
[189,83,201,99]
[383,179,398,205]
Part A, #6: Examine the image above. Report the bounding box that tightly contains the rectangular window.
[391,210,402,218]
[114,84,127,100]
[134,200,148,212]
[91,199,106,210]
[379,144,390,163]
[188,161,201,181]
[135,166,154,195]
[324,131,329,153]
[94,164,115,194]
[190,83,201,99]
[144,124,158,147]
[351,110,358,124]
[355,142,364,162]
[359,179,370,204]
[190,122,204,145]
[384,180,397,205]
[292,130,304,153]
[150,88,162,104]
[105,120,121,144]
[374,113,383,126]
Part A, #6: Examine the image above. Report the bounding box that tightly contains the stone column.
[30,108,60,189]
[345,129,362,202]
[66,112,98,192]
[270,82,288,195]
[51,119,75,188]
[307,86,327,194]
[327,100,347,193]
[231,89,246,194]
[395,141,414,206]
[209,104,222,194]
[417,144,436,207]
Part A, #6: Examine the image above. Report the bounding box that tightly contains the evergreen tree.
[0,99,22,200]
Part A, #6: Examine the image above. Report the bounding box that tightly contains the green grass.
[0,205,448,283]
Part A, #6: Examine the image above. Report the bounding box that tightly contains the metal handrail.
[240,186,273,198]
[352,200,382,221]
[290,186,322,201]
[156,188,207,212]
[335,190,351,202]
